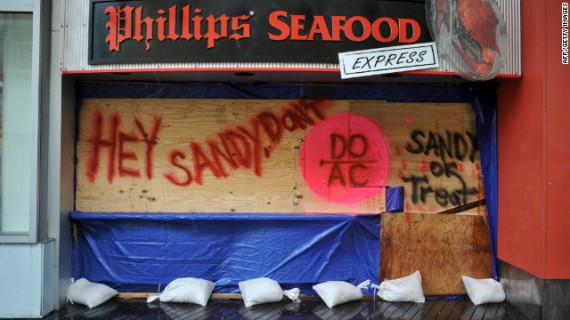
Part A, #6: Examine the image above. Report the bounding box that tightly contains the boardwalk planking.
[42,297,529,320]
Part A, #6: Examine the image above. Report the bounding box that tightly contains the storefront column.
[498,0,570,319]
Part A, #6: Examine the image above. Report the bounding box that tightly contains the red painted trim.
[62,68,340,74]
[406,70,521,78]
[62,67,521,79]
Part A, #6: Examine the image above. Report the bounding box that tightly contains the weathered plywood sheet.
[76,99,485,214]
[352,102,485,215]
[380,213,493,295]
[77,99,311,213]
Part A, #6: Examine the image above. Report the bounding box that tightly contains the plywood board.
[380,213,493,295]
[76,99,485,214]
[351,102,485,215]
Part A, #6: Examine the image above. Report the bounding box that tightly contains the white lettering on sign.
[338,42,439,79]
[562,2,568,64]
[563,2,568,28]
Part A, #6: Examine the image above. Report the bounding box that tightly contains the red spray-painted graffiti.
[85,100,329,186]
[87,111,162,183]
[300,114,390,205]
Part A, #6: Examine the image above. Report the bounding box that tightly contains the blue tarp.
[71,212,380,294]
[75,82,499,285]
[385,187,404,212]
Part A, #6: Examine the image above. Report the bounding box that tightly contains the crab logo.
[427,0,508,80]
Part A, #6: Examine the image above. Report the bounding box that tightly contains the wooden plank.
[483,304,500,320]
[118,292,157,298]
[239,301,284,320]
[459,303,478,320]
[49,301,89,318]
[422,299,447,320]
[186,307,213,320]
[156,302,203,319]
[185,299,237,320]
[312,302,332,318]
[411,300,437,320]
[74,301,119,319]
[379,301,402,318]
[314,304,338,320]
[279,300,323,320]
[77,99,312,213]
[263,302,297,320]
[331,301,371,320]
[401,302,424,320]
[76,99,485,215]
[367,300,395,319]
[153,303,186,319]
[381,213,493,295]
[117,292,329,300]
[319,301,364,320]
[388,302,416,319]
[516,312,530,320]
[437,299,458,319]
[470,305,489,320]
[52,304,89,319]
[182,304,209,319]
[100,298,149,319]
[447,300,469,320]
[53,298,528,320]
[494,304,507,320]
[350,101,485,215]
[350,301,378,320]
[504,305,524,320]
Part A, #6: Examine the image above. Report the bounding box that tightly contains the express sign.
[89,0,431,65]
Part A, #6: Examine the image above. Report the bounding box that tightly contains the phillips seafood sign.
[88,0,432,65]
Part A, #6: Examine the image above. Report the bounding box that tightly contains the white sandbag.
[372,271,425,303]
[461,275,505,305]
[313,280,370,308]
[67,278,118,308]
[239,278,300,307]
[147,278,215,306]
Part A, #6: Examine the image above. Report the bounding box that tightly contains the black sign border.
[88,0,431,65]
